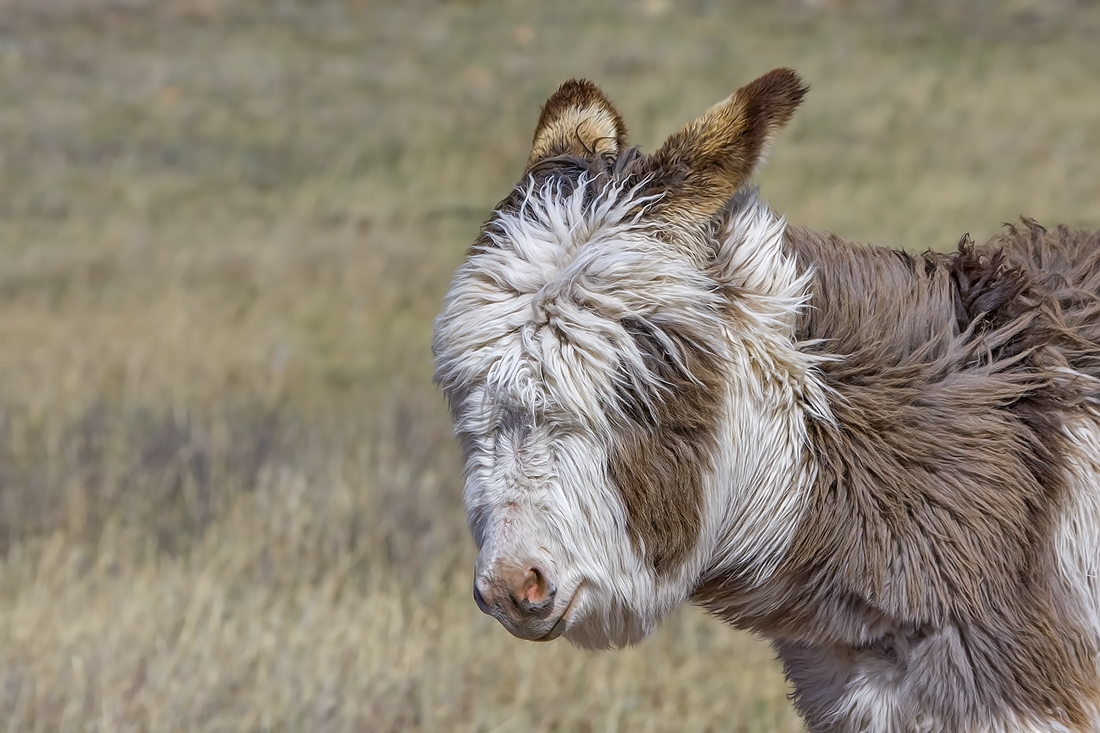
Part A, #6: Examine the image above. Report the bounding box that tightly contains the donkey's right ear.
[527,80,628,167]
[650,68,808,224]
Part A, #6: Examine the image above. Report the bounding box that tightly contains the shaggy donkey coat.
[433,69,1100,732]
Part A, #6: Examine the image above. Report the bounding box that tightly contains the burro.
[433,68,1100,733]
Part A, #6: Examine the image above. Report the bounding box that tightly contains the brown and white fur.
[432,69,1100,732]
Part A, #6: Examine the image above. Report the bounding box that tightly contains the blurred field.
[0,0,1098,730]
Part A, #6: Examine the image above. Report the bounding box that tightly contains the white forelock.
[435,173,732,431]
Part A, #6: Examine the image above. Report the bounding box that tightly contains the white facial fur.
[434,172,829,649]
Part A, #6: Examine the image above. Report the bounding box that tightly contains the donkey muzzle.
[473,563,564,641]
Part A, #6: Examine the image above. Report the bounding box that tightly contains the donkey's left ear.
[527,79,628,167]
[651,68,808,223]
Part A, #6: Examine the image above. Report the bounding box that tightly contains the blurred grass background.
[0,0,1098,730]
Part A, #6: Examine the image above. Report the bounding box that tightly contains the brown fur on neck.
[695,221,1100,729]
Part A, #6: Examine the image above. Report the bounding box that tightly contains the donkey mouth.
[531,583,583,642]
[492,583,583,642]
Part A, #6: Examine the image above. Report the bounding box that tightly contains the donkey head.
[433,69,810,648]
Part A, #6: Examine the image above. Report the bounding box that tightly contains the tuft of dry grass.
[0,0,1097,730]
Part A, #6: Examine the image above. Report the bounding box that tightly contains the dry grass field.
[0,0,1099,730]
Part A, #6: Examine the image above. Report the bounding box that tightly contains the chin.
[562,607,655,650]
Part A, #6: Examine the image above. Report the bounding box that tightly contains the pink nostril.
[473,583,493,615]
[517,568,545,604]
[511,567,556,615]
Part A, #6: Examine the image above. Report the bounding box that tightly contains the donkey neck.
[695,223,942,620]
[694,224,1078,647]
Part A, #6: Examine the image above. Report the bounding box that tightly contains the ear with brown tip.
[650,68,808,223]
[527,79,628,167]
